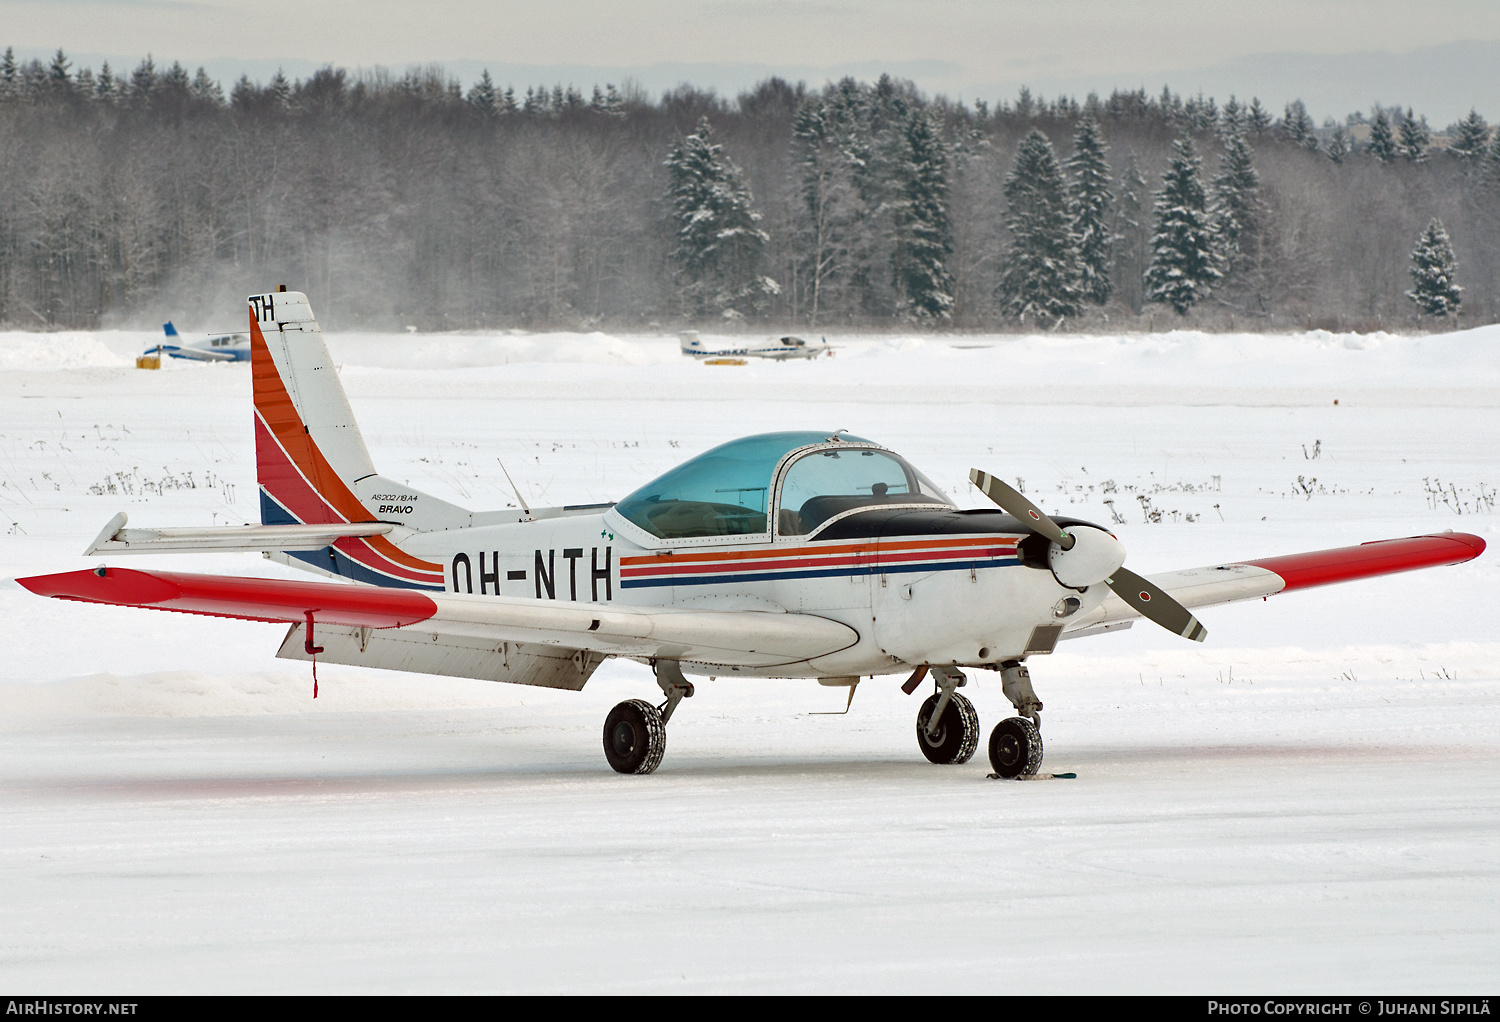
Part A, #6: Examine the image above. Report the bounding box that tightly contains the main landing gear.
[915,666,980,765]
[602,659,694,774]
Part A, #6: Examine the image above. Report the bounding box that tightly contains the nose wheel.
[988,716,1043,778]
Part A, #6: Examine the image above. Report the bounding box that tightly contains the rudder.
[250,290,446,589]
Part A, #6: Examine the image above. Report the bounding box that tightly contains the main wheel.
[603,699,666,774]
[988,716,1043,778]
[915,692,979,765]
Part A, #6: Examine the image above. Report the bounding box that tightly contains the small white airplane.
[149,321,251,362]
[21,290,1485,776]
[680,331,831,361]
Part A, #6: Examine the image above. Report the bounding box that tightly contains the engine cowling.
[1047,525,1127,589]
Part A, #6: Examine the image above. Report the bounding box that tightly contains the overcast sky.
[5,0,1500,122]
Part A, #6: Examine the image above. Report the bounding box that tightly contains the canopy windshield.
[616,432,863,540]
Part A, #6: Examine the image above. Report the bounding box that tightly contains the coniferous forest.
[1,48,1498,332]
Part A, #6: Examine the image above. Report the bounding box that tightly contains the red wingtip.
[17,567,183,604]
[1244,532,1485,593]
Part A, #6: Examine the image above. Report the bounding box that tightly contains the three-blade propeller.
[969,469,1207,642]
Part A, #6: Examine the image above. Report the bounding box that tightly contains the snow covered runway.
[2,327,1497,992]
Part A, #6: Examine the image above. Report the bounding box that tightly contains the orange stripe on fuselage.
[249,309,442,577]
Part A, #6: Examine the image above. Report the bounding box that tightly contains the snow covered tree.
[129,56,157,101]
[1113,153,1149,313]
[998,129,1083,324]
[1219,96,1244,140]
[467,70,497,116]
[1212,129,1260,273]
[1486,130,1500,191]
[1399,109,1430,163]
[161,62,190,97]
[1448,109,1489,164]
[268,69,292,109]
[190,67,223,105]
[591,83,625,116]
[665,116,778,317]
[791,97,861,325]
[1014,86,1035,122]
[47,49,72,96]
[888,109,955,320]
[1066,116,1116,306]
[1406,218,1462,316]
[1326,125,1352,164]
[1144,136,1222,315]
[1280,100,1317,150]
[1368,110,1398,162]
[94,61,117,103]
[0,48,17,102]
[499,86,518,115]
[1246,98,1272,137]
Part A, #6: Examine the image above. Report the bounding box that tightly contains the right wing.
[1064,531,1485,638]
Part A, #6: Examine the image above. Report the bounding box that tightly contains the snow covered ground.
[1,324,1497,993]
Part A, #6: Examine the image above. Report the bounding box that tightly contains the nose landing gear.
[988,660,1044,778]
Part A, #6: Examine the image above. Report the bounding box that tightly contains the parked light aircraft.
[680,330,831,361]
[22,290,1486,776]
[149,321,251,362]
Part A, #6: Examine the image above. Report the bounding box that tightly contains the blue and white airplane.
[149,321,251,362]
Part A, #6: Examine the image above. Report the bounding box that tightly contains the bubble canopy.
[612,431,952,541]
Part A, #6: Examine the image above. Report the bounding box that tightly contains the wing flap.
[277,624,604,690]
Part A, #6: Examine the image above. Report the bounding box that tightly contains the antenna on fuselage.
[497,458,534,521]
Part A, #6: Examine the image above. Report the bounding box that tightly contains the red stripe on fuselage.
[620,542,1015,578]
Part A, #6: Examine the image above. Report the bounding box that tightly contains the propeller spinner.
[969,469,1207,642]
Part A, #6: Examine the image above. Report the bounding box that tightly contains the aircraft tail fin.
[250,289,448,589]
[163,322,178,337]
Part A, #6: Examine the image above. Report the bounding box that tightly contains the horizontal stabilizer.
[85,512,394,555]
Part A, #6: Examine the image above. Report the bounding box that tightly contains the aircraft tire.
[988,716,1043,778]
[916,692,979,765]
[603,698,666,774]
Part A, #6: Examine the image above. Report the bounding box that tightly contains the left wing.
[1063,531,1485,637]
[16,567,860,689]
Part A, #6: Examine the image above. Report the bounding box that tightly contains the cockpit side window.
[777,448,948,536]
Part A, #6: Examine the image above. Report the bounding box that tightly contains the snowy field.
[1,325,1498,993]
